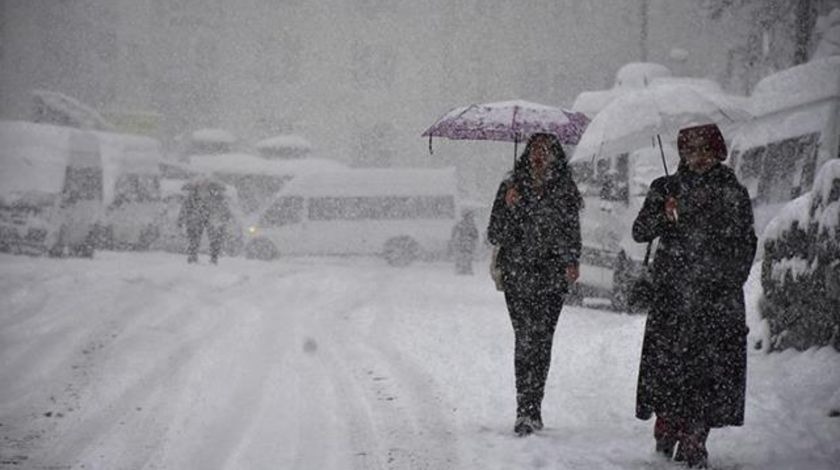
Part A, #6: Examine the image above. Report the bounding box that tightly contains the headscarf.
[677,123,728,161]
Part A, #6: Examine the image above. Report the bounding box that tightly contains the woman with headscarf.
[632,123,757,468]
[487,133,582,436]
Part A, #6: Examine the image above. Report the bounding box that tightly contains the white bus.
[729,56,840,235]
[244,168,458,266]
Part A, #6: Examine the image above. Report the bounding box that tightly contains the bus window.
[759,139,796,203]
[308,196,455,221]
[739,146,765,199]
[113,174,161,205]
[797,132,820,194]
[260,196,303,227]
[62,166,103,204]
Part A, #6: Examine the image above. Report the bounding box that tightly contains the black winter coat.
[633,163,757,427]
[488,165,582,295]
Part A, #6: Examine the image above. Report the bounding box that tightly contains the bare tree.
[704,0,821,65]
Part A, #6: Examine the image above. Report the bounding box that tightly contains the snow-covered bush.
[760,160,840,351]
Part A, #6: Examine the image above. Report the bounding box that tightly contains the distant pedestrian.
[632,123,757,468]
[177,178,232,264]
[450,209,479,274]
[487,133,582,436]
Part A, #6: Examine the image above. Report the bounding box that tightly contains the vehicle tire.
[245,238,278,260]
[383,236,420,267]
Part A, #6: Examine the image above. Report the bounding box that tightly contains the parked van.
[244,168,458,266]
[729,56,840,235]
[0,120,166,255]
[0,121,103,256]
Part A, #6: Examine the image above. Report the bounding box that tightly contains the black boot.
[513,417,536,437]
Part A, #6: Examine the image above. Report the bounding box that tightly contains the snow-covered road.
[1,253,838,469]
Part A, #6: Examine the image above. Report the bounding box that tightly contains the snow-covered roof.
[614,63,672,89]
[188,153,347,176]
[751,56,840,116]
[277,168,457,198]
[255,135,312,150]
[191,128,237,144]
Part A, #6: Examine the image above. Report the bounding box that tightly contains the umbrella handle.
[513,139,518,167]
[428,135,434,155]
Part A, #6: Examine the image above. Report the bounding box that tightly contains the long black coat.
[633,163,757,427]
[488,162,582,295]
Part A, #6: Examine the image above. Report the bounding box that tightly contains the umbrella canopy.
[422,100,590,149]
[571,84,750,165]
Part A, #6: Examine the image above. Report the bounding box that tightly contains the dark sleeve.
[559,193,581,266]
[487,179,512,246]
[632,177,671,243]
[718,184,758,287]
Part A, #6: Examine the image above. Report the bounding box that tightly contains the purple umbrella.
[421,100,590,155]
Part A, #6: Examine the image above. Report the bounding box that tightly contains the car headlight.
[247,226,258,235]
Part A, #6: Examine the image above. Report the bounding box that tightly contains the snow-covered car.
[759,159,840,351]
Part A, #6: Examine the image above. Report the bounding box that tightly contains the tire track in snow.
[303,268,460,469]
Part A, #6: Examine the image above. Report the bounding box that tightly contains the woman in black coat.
[633,124,757,468]
[487,133,582,436]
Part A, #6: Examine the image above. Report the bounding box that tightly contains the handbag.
[627,241,656,311]
[489,246,505,292]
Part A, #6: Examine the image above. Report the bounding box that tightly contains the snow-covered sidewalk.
[0,253,838,469]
